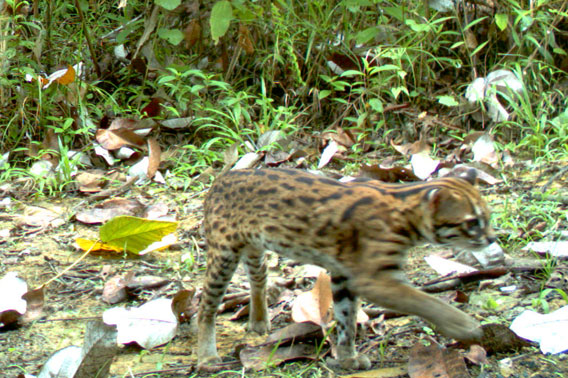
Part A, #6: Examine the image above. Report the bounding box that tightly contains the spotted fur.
[198,168,495,370]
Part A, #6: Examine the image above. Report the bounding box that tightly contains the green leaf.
[438,95,459,107]
[391,86,408,99]
[157,28,184,45]
[471,40,489,57]
[232,0,261,21]
[340,70,364,77]
[155,0,181,11]
[100,216,178,254]
[494,13,508,31]
[368,98,383,112]
[210,0,233,44]
[450,41,464,49]
[355,27,380,45]
[405,19,430,33]
[319,90,332,99]
[520,15,534,32]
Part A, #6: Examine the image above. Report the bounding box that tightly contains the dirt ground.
[1,168,567,378]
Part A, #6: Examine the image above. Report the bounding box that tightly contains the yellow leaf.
[75,238,122,253]
[100,216,178,255]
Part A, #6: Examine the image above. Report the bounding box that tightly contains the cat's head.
[426,171,496,250]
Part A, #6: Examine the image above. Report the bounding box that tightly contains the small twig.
[73,0,101,78]
[541,165,568,193]
[42,241,96,288]
[83,176,138,203]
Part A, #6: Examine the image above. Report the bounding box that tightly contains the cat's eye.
[465,219,480,228]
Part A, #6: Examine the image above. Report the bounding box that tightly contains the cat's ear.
[446,167,477,185]
[426,187,462,214]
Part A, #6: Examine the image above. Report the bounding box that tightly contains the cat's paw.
[197,355,223,372]
[248,318,271,334]
[327,354,371,370]
[439,313,483,342]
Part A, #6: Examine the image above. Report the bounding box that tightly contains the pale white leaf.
[233,152,262,170]
[159,117,194,129]
[258,130,286,149]
[37,346,82,378]
[424,255,477,276]
[318,140,338,169]
[472,133,499,166]
[429,0,455,12]
[0,151,9,167]
[410,151,439,180]
[487,94,510,122]
[465,77,487,103]
[486,69,524,92]
[523,241,568,258]
[470,243,505,267]
[510,306,568,354]
[0,272,28,314]
[94,143,115,166]
[128,157,150,181]
[103,298,178,349]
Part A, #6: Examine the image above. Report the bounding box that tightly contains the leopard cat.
[197,168,495,370]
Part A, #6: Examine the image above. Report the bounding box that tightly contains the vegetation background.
[1,0,567,377]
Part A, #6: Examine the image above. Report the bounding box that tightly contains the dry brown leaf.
[464,344,487,365]
[291,271,332,326]
[408,343,470,378]
[359,164,419,183]
[480,323,531,354]
[322,127,356,148]
[95,127,146,150]
[102,272,133,304]
[147,137,161,179]
[339,366,407,378]
[21,285,45,323]
[239,343,317,370]
[184,19,201,48]
[238,24,254,54]
[75,171,107,193]
[171,288,196,322]
[391,139,430,156]
[266,321,324,345]
[75,199,144,224]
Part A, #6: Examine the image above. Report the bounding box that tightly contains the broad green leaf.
[438,95,459,107]
[405,19,430,33]
[384,6,403,21]
[355,27,380,45]
[210,1,233,44]
[100,216,178,255]
[155,0,181,11]
[319,90,332,99]
[495,13,508,31]
[157,28,184,45]
[368,98,383,112]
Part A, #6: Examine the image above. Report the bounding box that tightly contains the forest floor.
[1,163,567,378]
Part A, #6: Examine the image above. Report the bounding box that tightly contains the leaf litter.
[1,107,567,377]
